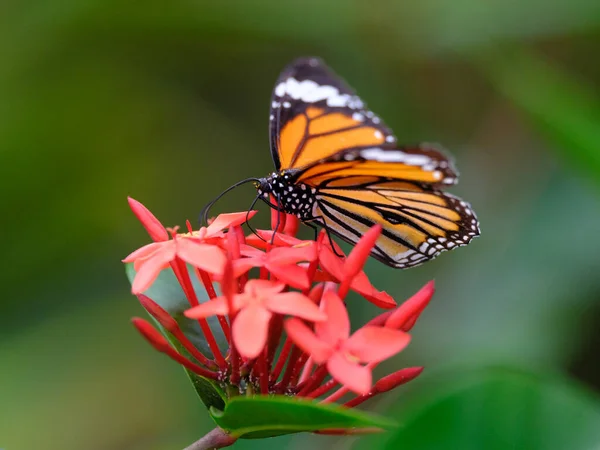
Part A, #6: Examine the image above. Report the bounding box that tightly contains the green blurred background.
[2,1,600,449]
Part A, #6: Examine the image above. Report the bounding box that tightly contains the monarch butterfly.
[205,57,480,268]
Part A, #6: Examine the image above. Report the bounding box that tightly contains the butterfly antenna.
[200,177,261,225]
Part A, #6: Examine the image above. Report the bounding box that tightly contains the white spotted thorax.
[257,172,317,220]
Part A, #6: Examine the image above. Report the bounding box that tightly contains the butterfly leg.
[303,220,319,241]
[245,194,266,243]
[270,194,283,245]
[302,216,345,258]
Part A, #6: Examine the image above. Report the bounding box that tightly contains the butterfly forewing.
[315,181,480,268]
[269,57,457,185]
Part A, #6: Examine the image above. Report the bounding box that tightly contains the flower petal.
[267,263,310,291]
[176,239,226,275]
[131,246,176,294]
[283,215,300,236]
[344,326,411,363]
[245,230,304,249]
[128,197,169,242]
[131,317,172,352]
[317,245,345,282]
[123,241,164,263]
[266,292,327,321]
[373,367,424,393]
[267,245,317,265]
[327,352,372,395]
[311,268,337,283]
[239,245,265,258]
[244,279,285,297]
[343,225,382,278]
[205,211,257,238]
[232,257,264,278]
[315,291,350,345]
[284,318,332,363]
[137,294,178,332]
[385,280,435,331]
[350,271,397,309]
[271,204,286,232]
[184,297,230,318]
[308,283,325,303]
[232,305,271,358]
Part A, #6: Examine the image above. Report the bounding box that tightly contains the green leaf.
[125,263,227,411]
[355,367,600,450]
[209,395,397,439]
[476,49,600,184]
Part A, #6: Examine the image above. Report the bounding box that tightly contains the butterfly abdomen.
[257,172,317,220]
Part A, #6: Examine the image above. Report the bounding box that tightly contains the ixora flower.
[124,197,434,449]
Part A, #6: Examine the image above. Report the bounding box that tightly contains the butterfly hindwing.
[314,179,480,268]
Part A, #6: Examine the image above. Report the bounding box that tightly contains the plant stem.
[183,428,237,450]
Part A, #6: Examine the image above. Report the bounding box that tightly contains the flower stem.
[275,346,301,393]
[171,258,227,369]
[270,340,292,382]
[266,315,283,373]
[297,365,328,396]
[233,226,249,290]
[298,357,314,384]
[259,347,270,394]
[194,267,231,342]
[306,378,337,398]
[183,428,237,450]
[289,353,309,387]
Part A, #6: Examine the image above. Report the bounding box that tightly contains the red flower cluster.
[124,197,433,409]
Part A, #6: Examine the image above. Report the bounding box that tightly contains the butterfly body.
[257,172,318,221]
[251,57,480,269]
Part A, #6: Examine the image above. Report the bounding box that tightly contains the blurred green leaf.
[383,0,600,56]
[354,367,600,450]
[476,49,600,184]
[210,396,396,439]
[126,263,227,411]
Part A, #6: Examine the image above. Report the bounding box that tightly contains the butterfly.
[207,57,480,268]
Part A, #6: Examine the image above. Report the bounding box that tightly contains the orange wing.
[269,58,457,186]
[314,179,480,268]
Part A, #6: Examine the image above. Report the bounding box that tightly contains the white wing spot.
[360,148,432,166]
[275,77,362,108]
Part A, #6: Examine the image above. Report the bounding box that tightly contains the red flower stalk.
[124,198,433,426]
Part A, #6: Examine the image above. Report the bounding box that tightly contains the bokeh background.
[2,1,600,449]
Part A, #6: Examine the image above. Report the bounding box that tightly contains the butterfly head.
[255,171,317,220]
